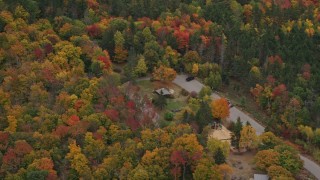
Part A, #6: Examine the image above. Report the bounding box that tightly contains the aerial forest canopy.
[0,0,320,179]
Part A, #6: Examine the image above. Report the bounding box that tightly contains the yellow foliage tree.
[5,115,17,133]
[211,98,230,120]
[267,165,293,179]
[134,56,148,77]
[66,141,91,178]
[191,63,199,76]
[239,125,258,150]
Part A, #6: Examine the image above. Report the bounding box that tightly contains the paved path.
[173,74,264,134]
[173,74,320,179]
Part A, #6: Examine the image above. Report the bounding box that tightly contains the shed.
[254,174,269,180]
[154,88,174,96]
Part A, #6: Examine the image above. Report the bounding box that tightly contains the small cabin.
[154,88,174,97]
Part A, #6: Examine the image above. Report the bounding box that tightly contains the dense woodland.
[0,0,320,179]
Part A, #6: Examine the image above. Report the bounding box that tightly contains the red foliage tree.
[86,24,102,37]
[170,150,186,179]
[14,140,33,156]
[127,101,135,109]
[174,30,190,49]
[74,100,84,111]
[267,75,276,86]
[42,68,55,84]
[67,115,80,126]
[268,55,283,65]
[2,149,20,172]
[125,117,140,131]
[54,125,70,138]
[34,48,43,60]
[69,121,89,137]
[87,0,99,10]
[44,43,53,54]
[104,109,119,121]
[275,0,291,9]
[97,50,112,70]
[0,131,10,151]
[272,84,287,97]
[302,64,311,80]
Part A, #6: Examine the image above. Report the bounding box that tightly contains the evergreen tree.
[153,95,167,110]
[195,102,213,133]
[214,148,226,165]
[232,117,243,149]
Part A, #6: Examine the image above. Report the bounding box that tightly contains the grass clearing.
[135,80,188,122]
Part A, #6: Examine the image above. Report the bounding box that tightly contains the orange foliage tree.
[254,149,280,171]
[211,98,230,120]
[152,65,177,82]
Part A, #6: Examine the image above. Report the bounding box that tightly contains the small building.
[253,174,269,180]
[154,88,174,97]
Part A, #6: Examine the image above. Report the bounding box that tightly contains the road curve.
[173,74,320,179]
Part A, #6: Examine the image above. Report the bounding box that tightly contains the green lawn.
[135,80,154,96]
[167,99,184,111]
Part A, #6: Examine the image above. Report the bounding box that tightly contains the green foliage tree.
[205,72,222,90]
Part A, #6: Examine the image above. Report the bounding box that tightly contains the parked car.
[186,76,195,81]
[227,100,233,108]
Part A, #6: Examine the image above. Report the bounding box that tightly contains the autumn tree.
[113,31,128,63]
[4,115,17,134]
[267,165,293,179]
[66,141,91,179]
[27,158,58,179]
[191,63,199,76]
[198,86,212,99]
[274,144,303,174]
[134,55,148,77]
[152,65,177,82]
[183,51,201,73]
[207,138,230,158]
[254,149,280,171]
[129,164,149,180]
[239,125,258,150]
[83,132,106,162]
[211,98,230,121]
[141,147,171,179]
[193,158,222,180]
[258,131,281,150]
[171,134,203,179]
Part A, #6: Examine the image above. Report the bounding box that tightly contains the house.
[154,88,174,97]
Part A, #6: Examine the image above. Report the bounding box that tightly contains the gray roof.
[254,174,269,180]
[155,88,172,96]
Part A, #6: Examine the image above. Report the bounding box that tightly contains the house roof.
[155,88,173,96]
[254,174,269,180]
